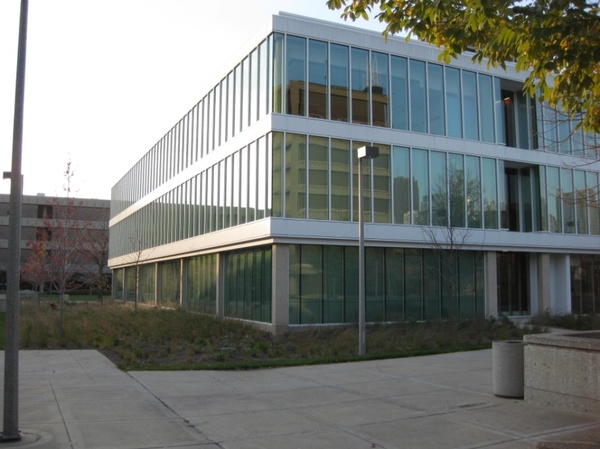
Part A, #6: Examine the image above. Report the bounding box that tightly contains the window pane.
[462,71,479,140]
[366,247,385,321]
[587,172,600,234]
[466,156,482,228]
[286,35,306,116]
[478,74,494,142]
[240,148,247,224]
[393,146,411,224]
[428,63,445,136]
[385,248,404,321]
[271,132,283,217]
[309,135,329,219]
[234,64,242,135]
[351,48,369,124]
[547,166,562,232]
[482,158,498,228]
[412,148,430,225]
[371,52,389,127]
[574,170,588,234]
[430,151,447,226]
[331,138,350,221]
[242,56,250,129]
[323,246,344,323]
[289,245,300,324]
[259,40,268,118]
[405,249,422,320]
[449,153,465,227]
[373,144,391,223]
[446,67,462,138]
[285,133,307,218]
[308,39,328,119]
[257,137,266,219]
[250,48,259,125]
[232,152,239,225]
[248,141,257,222]
[391,56,408,130]
[409,60,427,132]
[330,44,349,122]
[494,77,505,144]
[300,246,323,324]
[272,33,284,114]
[561,168,574,233]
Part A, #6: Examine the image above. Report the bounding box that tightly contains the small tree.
[21,227,51,307]
[44,162,93,330]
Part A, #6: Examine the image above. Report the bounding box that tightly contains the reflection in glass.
[392,146,411,224]
[430,151,447,226]
[371,52,389,127]
[330,44,349,122]
[285,133,307,218]
[373,144,391,223]
[410,60,427,133]
[351,48,370,124]
[482,158,498,228]
[446,67,462,138]
[391,56,408,130]
[286,36,306,116]
[428,63,445,136]
[308,40,328,119]
[412,149,430,225]
[309,135,329,219]
[331,138,350,221]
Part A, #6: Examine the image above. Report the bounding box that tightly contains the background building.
[109,13,600,333]
[0,193,110,293]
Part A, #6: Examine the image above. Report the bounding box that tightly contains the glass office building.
[109,13,600,333]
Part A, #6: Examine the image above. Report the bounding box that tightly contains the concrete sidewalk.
[0,349,598,449]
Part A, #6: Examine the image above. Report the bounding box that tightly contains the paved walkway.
[0,349,598,448]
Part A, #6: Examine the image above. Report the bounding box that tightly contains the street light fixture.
[357,145,379,356]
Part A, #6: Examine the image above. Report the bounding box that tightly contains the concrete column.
[215,253,225,318]
[537,253,551,314]
[271,244,289,335]
[485,251,498,317]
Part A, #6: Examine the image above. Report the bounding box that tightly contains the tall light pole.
[3,0,29,441]
[357,145,378,356]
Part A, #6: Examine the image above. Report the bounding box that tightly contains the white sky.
[0,0,386,200]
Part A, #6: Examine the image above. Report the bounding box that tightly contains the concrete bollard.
[492,340,526,398]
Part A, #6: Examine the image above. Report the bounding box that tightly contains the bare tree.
[21,227,51,307]
[44,162,93,330]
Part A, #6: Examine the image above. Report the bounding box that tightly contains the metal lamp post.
[2,0,29,441]
[357,145,379,356]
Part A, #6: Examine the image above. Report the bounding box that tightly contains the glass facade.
[224,246,272,323]
[289,244,484,325]
[110,16,600,327]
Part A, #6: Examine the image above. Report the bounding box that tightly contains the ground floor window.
[497,252,529,316]
[139,264,155,305]
[571,254,600,314]
[186,254,217,314]
[224,246,272,323]
[158,260,180,308]
[289,244,484,325]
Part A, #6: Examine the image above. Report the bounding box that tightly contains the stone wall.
[524,331,600,414]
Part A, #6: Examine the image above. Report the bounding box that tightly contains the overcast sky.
[0,1,386,200]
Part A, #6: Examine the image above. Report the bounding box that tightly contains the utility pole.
[2,0,29,441]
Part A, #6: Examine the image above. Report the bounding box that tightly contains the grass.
[0,300,541,371]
